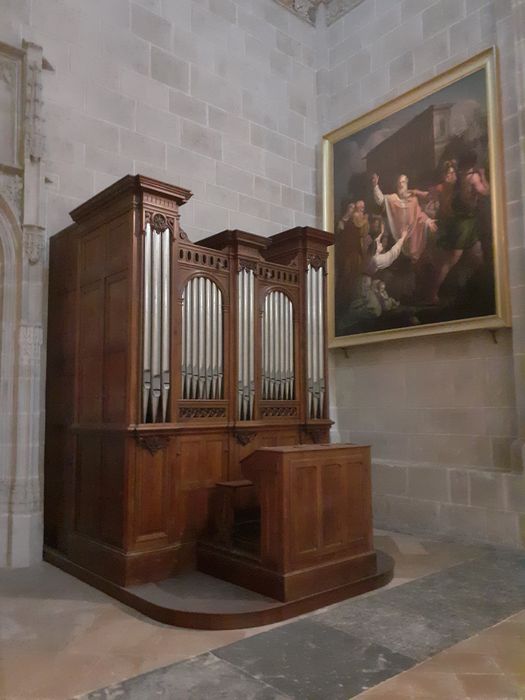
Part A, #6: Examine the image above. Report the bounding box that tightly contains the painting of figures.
[324,49,510,347]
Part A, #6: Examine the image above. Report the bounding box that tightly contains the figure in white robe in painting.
[371,173,437,263]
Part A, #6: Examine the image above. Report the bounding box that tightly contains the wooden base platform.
[43,546,394,630]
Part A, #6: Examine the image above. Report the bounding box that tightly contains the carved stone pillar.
[0,40,47,567]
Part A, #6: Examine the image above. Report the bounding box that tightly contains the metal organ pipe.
[142,223,152,421]
[237,267,255,420]
[262,291,294,401]
[181,276,223,402]
[142,223,171,423]
[306,263,325,419]
[161,229,170,421]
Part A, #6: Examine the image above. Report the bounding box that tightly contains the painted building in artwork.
[365,104,453,191]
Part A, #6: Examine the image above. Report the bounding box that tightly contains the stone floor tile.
[214,618,415,700]
[457,672,522,699]
[81,653,291,700]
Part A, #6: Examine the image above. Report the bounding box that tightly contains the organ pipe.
[142,223,171,423]
[306,264,325,419]
[181,276,224,401]
[262,291,294,401]
[237,267,255,420]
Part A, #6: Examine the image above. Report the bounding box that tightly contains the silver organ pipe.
[237,267,255,420]
[181,276,223,401]
[205,278,212,398]
[262,291,294,401]
[142,223,152,421]
[142,223,171,423]
[306,264,325,419]
[161,229,171,421]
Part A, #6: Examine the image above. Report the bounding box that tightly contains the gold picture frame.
[324,48,510,348]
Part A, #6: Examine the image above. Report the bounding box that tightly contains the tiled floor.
[354,610,525,699]
[0,532,523,699]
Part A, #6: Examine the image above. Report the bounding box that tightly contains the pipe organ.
[44,174,335,589]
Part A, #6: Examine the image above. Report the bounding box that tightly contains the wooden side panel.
[100,436,125,547]
[346,453,371,545]
[286,448,372,570]
[175,432,229,542]
[134,446,170,542]
[321,462,347,548]
[75,434,102,540]
[104,272,128,423]
[78,282,104,423]
[291,463,319,556]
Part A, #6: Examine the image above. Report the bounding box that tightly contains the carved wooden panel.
[75,435,102,540]
[78,282,104,423]
[103,272,128,423]
[134,442,170,543]
[291,463,318,556]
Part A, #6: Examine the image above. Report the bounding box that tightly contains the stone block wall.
[1,0,524,564]
[320,0,525,546]
[1,0,319,242]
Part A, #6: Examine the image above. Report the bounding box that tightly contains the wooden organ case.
[44,175,392,628]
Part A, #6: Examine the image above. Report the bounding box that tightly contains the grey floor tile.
[81,653,291,700]
[214,618,415,700]
[314,549,525,661]
[314,596,470,661]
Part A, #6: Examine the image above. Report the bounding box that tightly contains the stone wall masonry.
[321,0,525,546]
[2,0,319,242]
[2,0,525,565]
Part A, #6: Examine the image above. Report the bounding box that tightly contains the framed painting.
[324,48,510,348]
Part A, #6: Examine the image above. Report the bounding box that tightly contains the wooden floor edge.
[43,546,394,630]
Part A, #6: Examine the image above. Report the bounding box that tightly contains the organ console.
[43,175,392,628]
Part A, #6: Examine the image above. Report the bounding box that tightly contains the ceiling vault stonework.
[273,0,365,25]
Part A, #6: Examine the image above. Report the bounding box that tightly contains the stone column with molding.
[0,40,47,567]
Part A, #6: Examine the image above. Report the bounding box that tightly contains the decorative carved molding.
[0,59,16,87]
[24,55,44,161]
[307,253,327,271]
[234,431,257,446]
[272,0,364,25]
[261,406,298,417]
[136,434,170,455]
[238,259,258,272]
[179,407,226,419]
[19,324,43,367]
[23,226,45,264]
[144,209,175,235]
[0,172,22,218]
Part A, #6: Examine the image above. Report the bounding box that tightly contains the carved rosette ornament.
[137,434,170,455]
[145,210,175,236]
